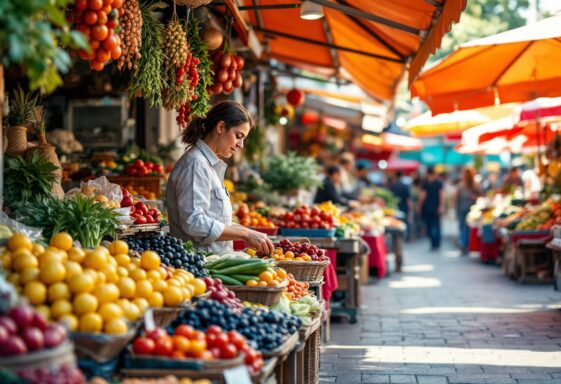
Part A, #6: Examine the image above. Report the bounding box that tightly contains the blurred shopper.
[411,176,423,240]
[389,171,412,238]
[315,165,359,208]
[454,167,480,255]
[482,172,499,194]
[338,152,357,198]
[502,167,523,193]
[356,163,372,188]
[418,166,444,251]
[522,168,541,200]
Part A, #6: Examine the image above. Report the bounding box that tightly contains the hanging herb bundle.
[176,17,213,127]
[128,1,167,107]
[161,13,190,110]
[117,0,143,71]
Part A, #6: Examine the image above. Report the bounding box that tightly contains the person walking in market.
[418,166,444,251]
[454,166,481,255]
[314,165,359,208]
[389,171,412,240]
[167,101,274,255]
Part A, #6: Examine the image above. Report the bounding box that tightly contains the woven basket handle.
[298,237,312,245]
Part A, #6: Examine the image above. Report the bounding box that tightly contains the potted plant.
[6,87,38,156]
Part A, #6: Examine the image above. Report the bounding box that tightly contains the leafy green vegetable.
[3,153,58,211]
[261,152,323,193]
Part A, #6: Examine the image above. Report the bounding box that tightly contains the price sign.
[144,308,155,331]
[224,365,251,384]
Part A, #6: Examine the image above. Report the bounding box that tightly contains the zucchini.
[231,274,260,283]
[211,273,244,286]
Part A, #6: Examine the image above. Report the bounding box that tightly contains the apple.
[44,324,66,348]
[3,336,27,356]
[31,312,48,331]
[0,325,9,346]
[0,316,17,334]
[21,327,44,351]
[9,305,34,330]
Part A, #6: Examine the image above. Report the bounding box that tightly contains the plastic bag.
[0,212,43,245]
[66,176,123,204]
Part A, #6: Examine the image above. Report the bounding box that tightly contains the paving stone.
[416,376,448,384]
[361,374,391,383]
[390,375,418,383]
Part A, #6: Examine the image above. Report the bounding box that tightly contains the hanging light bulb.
[300,1,324,20]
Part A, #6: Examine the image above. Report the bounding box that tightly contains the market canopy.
[411,14,561,115]
[233,0,466,102]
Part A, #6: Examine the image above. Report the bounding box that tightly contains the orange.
[59,314,78,331]
[147,270,162,281]
[172,335,191,352]
[268,280,280,287]
[84,249,108,270]
[108,240,129,256]
[158,267,168,279]
[39,262,66,284]
[48,282,71,302]
[102,265,119,283]
[132,298,149,314]
[148,291,164,308]
[24,281,47,305]
[20,267,40,285]
[131,257,141,267]
[51,299,73,319]
[79,313,103,333]
[117,266,129,277]
[50,232,73,251]
[63,261,83,281]
[140,251,160,270]
[73,293,99,315]
[2,252,12,270]
[68,273,95,294]
[115,253,131,267]
[94,283,120,304]
[46,247,67,261]
[31,243,45,256]
[135,280,154,299]
[284,251,294,259]
[117,277,136,298]
[130,268,147,282]
[123,302,141,321]
[97,271,107,284]
[67,247,86,263]
[98,302,124,321]
[13,251,38,272]
[276,268,287,279]
[38,250,64,267]
[166,278,182,287]
[7,233,33,252]
[104,318,128,335]
[108,256,117,268]
[163,286,183,307]
[191,278,206,296]
[153,279,168,292]
[257,281,268,287]
[258,271,274,283]
[246,279,258,287]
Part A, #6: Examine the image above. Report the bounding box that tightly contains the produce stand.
[500,230,551,279]
[263,332,300,384]
[545,241,561,291]
[295,315,322,384]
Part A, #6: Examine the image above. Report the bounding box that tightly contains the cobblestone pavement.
[320,237,561,384]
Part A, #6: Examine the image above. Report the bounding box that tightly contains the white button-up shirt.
[167,139,233,253]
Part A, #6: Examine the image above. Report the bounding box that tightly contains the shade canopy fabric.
[411,14,561,115]
[519,97,561,122]
[361,132,423,152]
[236,0,466,102]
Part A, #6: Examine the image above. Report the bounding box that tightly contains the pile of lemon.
[1,232,206,335]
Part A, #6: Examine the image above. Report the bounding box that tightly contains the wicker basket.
[276,259,330,282]
[124,347,244,371]
[0,341,76,371]
[152,303,190,328]
[304,326,321,384]
[226,281,287,306]
[6,125,28,155]
[174,0,213,8]
[71,328,137,363]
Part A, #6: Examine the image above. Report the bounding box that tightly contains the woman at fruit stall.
[167,101,275,255]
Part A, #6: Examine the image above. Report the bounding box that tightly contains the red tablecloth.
[362,235,387,278]
[469,226,480,252]
[322,249,338,305]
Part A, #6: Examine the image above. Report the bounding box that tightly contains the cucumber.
[231,274,260,283]
[211,273,244,286]
[213,261,270,275]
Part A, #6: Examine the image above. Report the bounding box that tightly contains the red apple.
[21,327,44,351]
[0,316,17,334]
[3,336,27,356]
[0,325,9,346]
[43,324,66,348]
[31,312,48,331]
[9,305,34,330]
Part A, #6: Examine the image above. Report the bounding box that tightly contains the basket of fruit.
[151,302,191,328]
[272,239,331,282]
[71,327,138,363]
[226,281,287,307]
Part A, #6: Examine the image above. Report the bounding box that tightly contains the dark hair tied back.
[181,101,253,146]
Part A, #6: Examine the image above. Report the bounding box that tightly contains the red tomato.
[134,159,145,168]
[144,161,154,171]
[112,0,123,7]
[199,350,214,360]
[146,327,167,341]
[213,333,229,350]
[78,50,91,60]
[137,167,149,177]
[133,337,155,355]
[110,45,122,60]
[102,35,118,51]
[209,347,221,358]
[75,0,88,10]
[191,330,206,341]
[145,215,154,224]
[90,39,100,50]
[91,25,108,41]
[219,343,238,359]
[96,49,111,63]
[242,347,258,364]
[205,333,218,348]
[154,337,173,356]
[88,0,103,10]
[102,5,112,14]
[90,60,104,71]
[153,164,164,174]
[75,24,91,38]
[84,10,98,25]
[134,202,148,215]
[175,325,195,339]
[227,331,247,350]
[206,325,222,336]
[97,10,108,25]
[102,0,113,5]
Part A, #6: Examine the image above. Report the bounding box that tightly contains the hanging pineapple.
[26,108,64,199]
[6,86,38,156]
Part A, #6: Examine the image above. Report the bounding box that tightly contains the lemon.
[117,277,136,299]
[163,286,183,307]
[98,302,124,321]
[68,273,95,294]
[48,282,71,302]
[132,298,149,314]
[13,251,38,272]
[50,232,73,251]
[59,314,78,332]
[147,270,162,281]
[79,313,103,333]
[115,253,131,267]
[7,273,20,287]
[8,233,33,252]
[20,268,40,285]
[2,252,12,270]
[63,261,83,281]
[84,249,108,270]
[73,293,99,315]
[130,268,147,282]
[35,305,51,320]
[104,318,128,335]
[116,266,129,277]
[153,279,168,293]
[39,262,66,284]
[31,243,45,256]
[24,281,47,305]
[135,280,153,299]
[123,302,141,321]
[108,240,129,256]
[38,250,64,267]
[140,251,161,270]
[148,292,164,308]
[94,283,120,304]
[192,278,207,296]
[67,247,86,263]
[51,299,73,319]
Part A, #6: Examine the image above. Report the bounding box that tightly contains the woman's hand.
[244,228,275,255]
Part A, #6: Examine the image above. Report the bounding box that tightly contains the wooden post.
[0,64,4,209]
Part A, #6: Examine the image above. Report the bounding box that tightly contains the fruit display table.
[500,230,551,278]
[363,234,387,277]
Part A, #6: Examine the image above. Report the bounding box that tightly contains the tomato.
[106,18,119,29]
[227,331,247,350]
[78,50,91,60]
[209,347,221,358]
[137,166,149,177]
[242,347,258,364]
[112,0,123,7]
[103,0,113,5]
[154,337,173,356]
[96,49,111,63]
[145,328,167,340]
[84,10,98,25]
[206,325,222,336]
[219,343,238,359]
[145,215,154,224]
[90,39,100,50]
[97,10,108,25]
[191,330,206,341]
[91,25,108,41]
[75,0,88,10]
[175,325,195,339]
[145,161,154,171]
[172,335,191,353]
[205,333,217,348]
[134,202,148,215]
[171,350,185,359]
[102,5,112,14]
[90,60,104,71]
[134,159,145,168]
[75,24,91,38]
[103,35,118,51]
[153,164,164,174]
[133,337,155,355]
[213,333,229,350]
[88,0,103,10]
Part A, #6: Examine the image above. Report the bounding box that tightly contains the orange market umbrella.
[405,110,490,137]
[234,0,466,101]
[411,14,561,115]
[361,132,422,151]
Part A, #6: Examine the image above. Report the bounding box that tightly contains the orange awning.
[235,0,466,102]
[411,14,561,115]
[362,132,422,152]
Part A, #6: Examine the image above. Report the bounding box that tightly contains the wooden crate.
[107,176,162,198]
[514,239,554,284]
